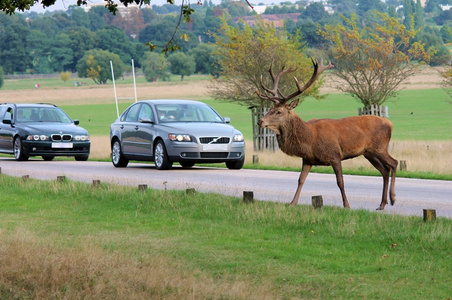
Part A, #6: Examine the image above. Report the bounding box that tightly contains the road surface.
[0,158,451,219]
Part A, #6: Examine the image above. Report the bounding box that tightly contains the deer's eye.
[276,110,282,115]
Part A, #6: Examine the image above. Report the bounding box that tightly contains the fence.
[250,107,279,152]
[358,105,389,118]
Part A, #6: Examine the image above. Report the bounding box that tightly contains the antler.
[256,58,334,104]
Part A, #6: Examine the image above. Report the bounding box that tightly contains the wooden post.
[252,155,259,164]
[243,191,254,203]
[57,176,66,182]
[186,188,196,195]
[399,160,407,171]
[138,184,147,191]
[22,175,29,181]
[423,209,436,222]
[92,180,101,187]
[312,195,323,209]
[0,167,2,174]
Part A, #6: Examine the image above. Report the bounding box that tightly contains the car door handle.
[135,126,139,130]
[120,125,124,129]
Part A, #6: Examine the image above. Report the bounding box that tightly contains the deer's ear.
[288,99,300,110]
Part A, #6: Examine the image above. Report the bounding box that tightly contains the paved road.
[1,158,451,219]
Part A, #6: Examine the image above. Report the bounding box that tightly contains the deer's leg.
[364,154,390,210]
[290,163,312,206]
[331,162,350,209]
[377,153,398,206]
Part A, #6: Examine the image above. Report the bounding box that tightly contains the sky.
[29,0,292,13]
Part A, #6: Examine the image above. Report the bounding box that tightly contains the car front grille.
[200,152,228,158]
[199,137,230,144]
[51,134,72,141]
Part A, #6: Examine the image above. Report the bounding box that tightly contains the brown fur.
[258,102,398,210]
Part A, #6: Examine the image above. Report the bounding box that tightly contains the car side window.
[139,104,154,122]
[125,104,141,122]
[3,107,13,122]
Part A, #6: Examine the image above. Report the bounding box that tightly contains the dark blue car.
[0,103,90,161]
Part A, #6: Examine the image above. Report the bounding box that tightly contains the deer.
[256,58,398,210]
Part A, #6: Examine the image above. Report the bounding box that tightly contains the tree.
[188,43,217,75]
[1,0,213,54]
[66,27,98,72]
[76,49,124,84]
[167,52,196,81]
[209,17,324,108]
[301,2,329,23]
[440,68,452,105]
[403,0,415,30]
[96,26,136,64]
[141,52,170,82]
[60,71,71,82]
[0,66,4,89]
[0,22,32,74]
[319,12,435,109]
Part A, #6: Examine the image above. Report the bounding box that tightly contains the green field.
[56,88,452,141]
[2,76,451,140]
[0,175,450,299]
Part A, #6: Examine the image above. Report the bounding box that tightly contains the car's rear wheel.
[75,155,89,161]
[42,156,55,161]
[14,137,28,161]
[111,139,129,167]
[154,140,172,170]
[226,156,244,170]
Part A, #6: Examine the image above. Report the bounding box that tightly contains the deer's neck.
[276,115,312,157]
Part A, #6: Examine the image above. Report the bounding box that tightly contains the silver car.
[110,99,245,170]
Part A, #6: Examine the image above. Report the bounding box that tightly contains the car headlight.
[168,134,191,142]
[26,135,50,141]
[233,134,244,142]
[74,135,90,141]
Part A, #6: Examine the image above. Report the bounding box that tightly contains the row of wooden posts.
[0,168,437,222]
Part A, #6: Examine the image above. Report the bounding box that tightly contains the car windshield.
[155,103,224,123]
[16,107,72,124]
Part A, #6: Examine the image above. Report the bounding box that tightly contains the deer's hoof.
[376,206,384,211]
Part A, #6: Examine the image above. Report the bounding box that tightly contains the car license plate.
[202,144,228,151]
[52,142,73,149]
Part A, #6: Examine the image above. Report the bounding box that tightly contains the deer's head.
[257,58,333,134]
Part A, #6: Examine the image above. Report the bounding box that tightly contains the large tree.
[209,17,324,109]
[319,12,435,109]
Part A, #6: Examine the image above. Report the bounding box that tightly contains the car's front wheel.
[226,156,244,170]
[154,140,172,170]
[14,137,28,161]
[111,139,129,167]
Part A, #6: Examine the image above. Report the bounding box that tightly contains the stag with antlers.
[257,59,398,210]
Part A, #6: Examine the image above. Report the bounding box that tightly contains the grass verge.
[0,175,451,299]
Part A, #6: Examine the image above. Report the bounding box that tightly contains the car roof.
[137,99,207,106]
[0,103,58,108]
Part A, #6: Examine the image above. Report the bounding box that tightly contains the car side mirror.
[140,117,154,124]
[223,117,231,124]
[74,120,80,125]
[2,119,12,125]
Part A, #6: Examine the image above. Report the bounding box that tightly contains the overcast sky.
[29,0,290,13]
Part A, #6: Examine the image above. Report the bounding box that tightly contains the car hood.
[160,122,242,136]
[18,123,89,135]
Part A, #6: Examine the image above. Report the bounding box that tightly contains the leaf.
[180,33,190,42]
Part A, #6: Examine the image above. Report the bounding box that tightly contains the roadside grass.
[0,175,451,299]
